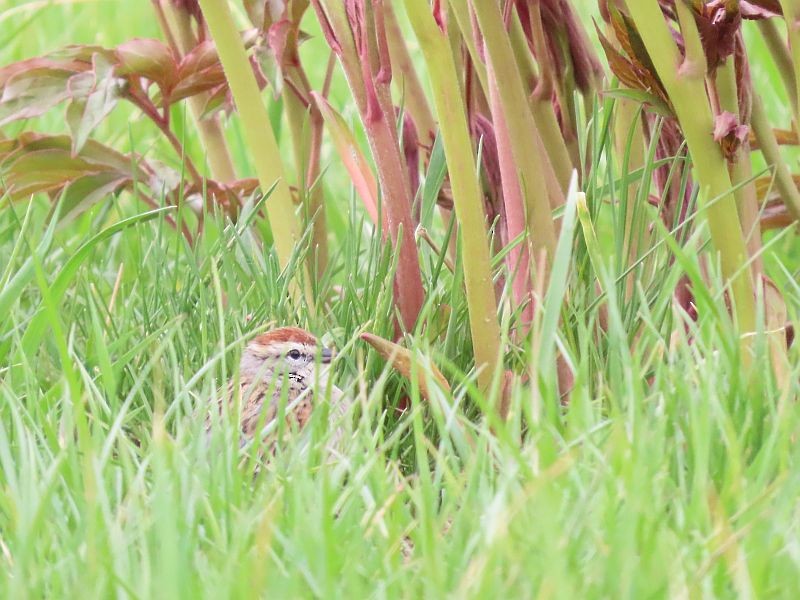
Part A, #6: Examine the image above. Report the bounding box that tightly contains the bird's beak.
[320,347,334,364]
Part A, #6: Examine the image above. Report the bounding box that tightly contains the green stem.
[198,0,311,305]
[470,0,558,263]
[757,18,798,110]
[625,1,755,333]
[751,92,800,221]
[160,1,237,184]
[446,0,489,96]
[715,60,762,274]
[283,71,328,276]
[402,0,502,399]
[508,7,572,197]
[778,0,800,125]
[613,97,647,299]
[384,2,437,143]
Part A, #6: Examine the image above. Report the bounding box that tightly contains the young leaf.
[65,53,123,155]
[115,38,178,96]
[0,65,78,125]
[312,92,382,228]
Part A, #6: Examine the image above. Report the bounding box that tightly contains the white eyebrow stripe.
[258,341,315,355]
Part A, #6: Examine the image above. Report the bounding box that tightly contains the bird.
[209,326,348,450]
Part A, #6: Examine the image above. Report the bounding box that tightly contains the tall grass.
[2,1,800,597]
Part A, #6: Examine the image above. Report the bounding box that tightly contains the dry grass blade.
[360,332,450,400]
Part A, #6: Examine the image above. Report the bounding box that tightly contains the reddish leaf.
[254,44,284,99]
[49,44,116,64]
[713,110,749,160]
[59,172,131,220]
[115,39,178,96]
[740,0,782,17]
[65,53,123,155]
[1,149,109,200]
[171,44,227,104]
[0,67,78,126]
[312,92,382,228]
[608,6,667,99]
[692,1,741,71]
[268,18,293,62]
[0,134,163,207]
[197,84,231,120]
[0,56,86,86]
[177,40,220,76]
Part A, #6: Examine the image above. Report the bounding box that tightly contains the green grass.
[3,2,800,598]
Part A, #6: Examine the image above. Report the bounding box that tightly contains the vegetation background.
[2,0,800,597]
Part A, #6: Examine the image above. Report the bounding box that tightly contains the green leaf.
[419,132,447,229]
[21,207,177,357]
[603,87,673,117]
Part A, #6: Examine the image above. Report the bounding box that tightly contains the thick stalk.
[625,1,755,333]
[446,0,489,96]
[402,0,502,399]
[312,0,424,330]
[715,60,763,274]
[526,2,575,190]
[198,0,311,304]
[160,1,237,183]
[384,2,437,143]
[505,8,569,206]
[471,0,558,265]
[487,58,533,327]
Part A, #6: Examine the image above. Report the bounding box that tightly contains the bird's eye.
[287,349,302,360]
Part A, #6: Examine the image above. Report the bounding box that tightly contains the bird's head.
[239,326,333,388]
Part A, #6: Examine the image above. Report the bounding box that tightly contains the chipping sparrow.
[211,326,347,448]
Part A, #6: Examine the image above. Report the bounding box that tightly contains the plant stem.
[715,59,762,274]
[283,57,329,277]
[470,0,558,266]
[446,0,488,96]
[613,97,647,299]
[778,0,800,125]
[757,18,798,110]
[751,91,800,221]
[625,0,755,334]
[402,0,502,399]
[160,0,237,184]
[312,0,425,331]
[128,84,204,188]
[197,0,311,306]
[384,2,436,144]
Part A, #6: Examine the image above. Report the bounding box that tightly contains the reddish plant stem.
[311,0,424,330]
[487,57,533,327]
[126,85,204,187]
